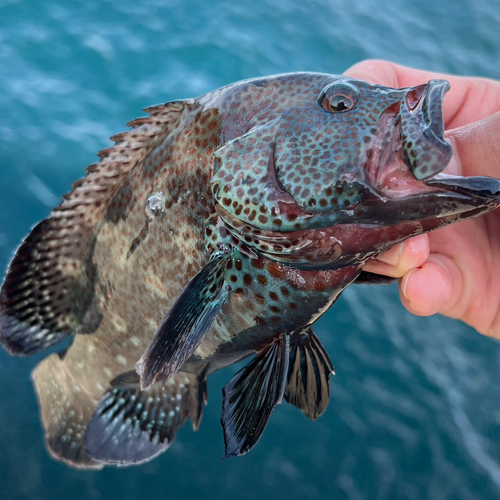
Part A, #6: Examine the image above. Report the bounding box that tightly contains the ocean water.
[1,0,500,499]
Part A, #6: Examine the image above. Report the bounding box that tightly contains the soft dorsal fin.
[85,369,207,466]
[136,253,230,389]
[221,334,290,458]
[285,327,335,421]
[0,100,191,356]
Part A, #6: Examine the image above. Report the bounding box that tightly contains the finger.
[426,221,500,335]
[344,60,500,127]
[399,254,459,317]
[400,248,500,339]
[445,112,500,178]
[343,59,400,86]
[363,234,429,278]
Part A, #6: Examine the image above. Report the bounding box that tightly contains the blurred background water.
[1,0,500,499]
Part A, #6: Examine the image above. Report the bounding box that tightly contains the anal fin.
[85,369,207,466]
[136,253,230,389]
[221,334,289,458]
[285,326,334,421]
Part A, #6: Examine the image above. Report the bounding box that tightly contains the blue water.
[1,0,500,498]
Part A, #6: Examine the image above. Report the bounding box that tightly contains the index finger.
[344,60,500,129]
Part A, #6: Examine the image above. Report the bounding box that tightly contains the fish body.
[1,72,500,469]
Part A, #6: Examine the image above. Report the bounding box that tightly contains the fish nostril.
[405,84,428,111]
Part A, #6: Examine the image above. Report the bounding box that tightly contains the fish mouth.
[362,78,500,223]
[363,152,500,225]
[366,79,453,200]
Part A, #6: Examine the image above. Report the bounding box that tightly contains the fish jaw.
[215,172,500,270]
[349,172,500,225]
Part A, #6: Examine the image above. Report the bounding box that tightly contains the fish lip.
[425,173,500,200]
[421,79,450,140]
[355,172,500,228]
[400,79,453,180]
[405,80,450,134]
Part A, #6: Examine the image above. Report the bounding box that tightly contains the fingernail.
[445,154,460,176]
[401,269,416,301]
[375,243,403,266]
[443,137,461,175]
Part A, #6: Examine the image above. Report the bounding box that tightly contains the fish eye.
[319,84,359,113]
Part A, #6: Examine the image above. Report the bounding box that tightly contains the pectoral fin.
[136,254,230,389]
[285,327,334,421]
[221,334,289,458]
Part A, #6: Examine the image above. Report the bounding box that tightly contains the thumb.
[446,111,500,178]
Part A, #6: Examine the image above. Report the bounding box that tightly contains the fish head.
[210,73,500,267]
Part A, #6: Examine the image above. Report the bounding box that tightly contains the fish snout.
[400,79,452,180]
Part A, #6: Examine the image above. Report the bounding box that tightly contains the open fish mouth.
[363,77,500,223]
[367,79,454,200]
[358,159,500,229]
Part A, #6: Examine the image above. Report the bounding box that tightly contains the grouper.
[1,73,499,469]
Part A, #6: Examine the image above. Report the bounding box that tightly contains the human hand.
[344,60,500,339]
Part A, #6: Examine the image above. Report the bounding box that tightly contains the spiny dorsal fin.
[0,100,193,356]
[136,253,230,389]
[285,327,334,421]
[221,334,289,458]
[85,369,207,466]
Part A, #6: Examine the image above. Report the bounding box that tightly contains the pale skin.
[343,60,500,340]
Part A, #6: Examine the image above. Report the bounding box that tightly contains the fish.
[1,72,500,470]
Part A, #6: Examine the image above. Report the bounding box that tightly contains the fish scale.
[1,72,500,469]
